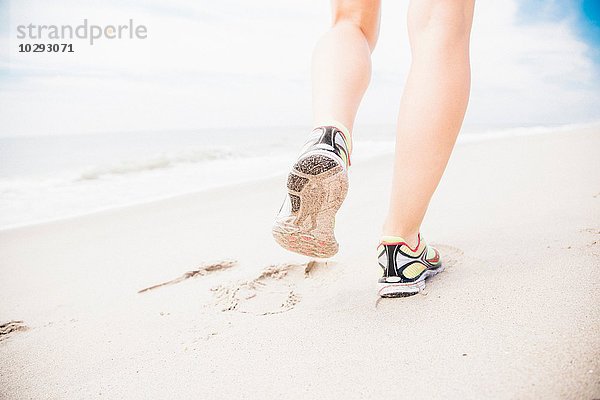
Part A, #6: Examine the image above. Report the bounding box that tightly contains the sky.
[0,0,599,137]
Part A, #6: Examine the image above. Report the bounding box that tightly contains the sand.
[0,127,599,399]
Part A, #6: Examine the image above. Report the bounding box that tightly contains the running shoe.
[272,125,351,258]
[377,235,444,297]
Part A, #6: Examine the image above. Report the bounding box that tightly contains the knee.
[408,0,475,43]
[332,0,381,50]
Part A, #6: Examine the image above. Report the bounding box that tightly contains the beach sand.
[1,127,599,399]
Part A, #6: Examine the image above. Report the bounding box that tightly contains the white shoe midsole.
[377,265,445,296]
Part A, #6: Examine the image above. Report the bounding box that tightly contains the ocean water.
[0,123,590,229]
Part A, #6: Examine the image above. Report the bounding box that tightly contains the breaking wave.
[77,146,236,180]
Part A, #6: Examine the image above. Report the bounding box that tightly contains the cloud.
[466,1,600,125]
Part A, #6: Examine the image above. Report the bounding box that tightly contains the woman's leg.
[311,0,381,135]
[273,0,380,258]
[383,0,475,246]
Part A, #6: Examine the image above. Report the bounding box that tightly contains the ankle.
[381,225,420,248]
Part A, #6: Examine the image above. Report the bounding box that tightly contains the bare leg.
[273,1,381,258]
[312,0,381,136]
[383,0,475,246]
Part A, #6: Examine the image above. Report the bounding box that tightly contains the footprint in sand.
[579,228,599,256]
[211,261,324,316]
[138,260,237,293]
[418,244,465,296]
[0,320,28,341]
[213,247,465,313]
[431,244,464,271]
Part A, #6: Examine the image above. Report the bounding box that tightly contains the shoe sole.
[377,264,445,298]
[272,151,348,258]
